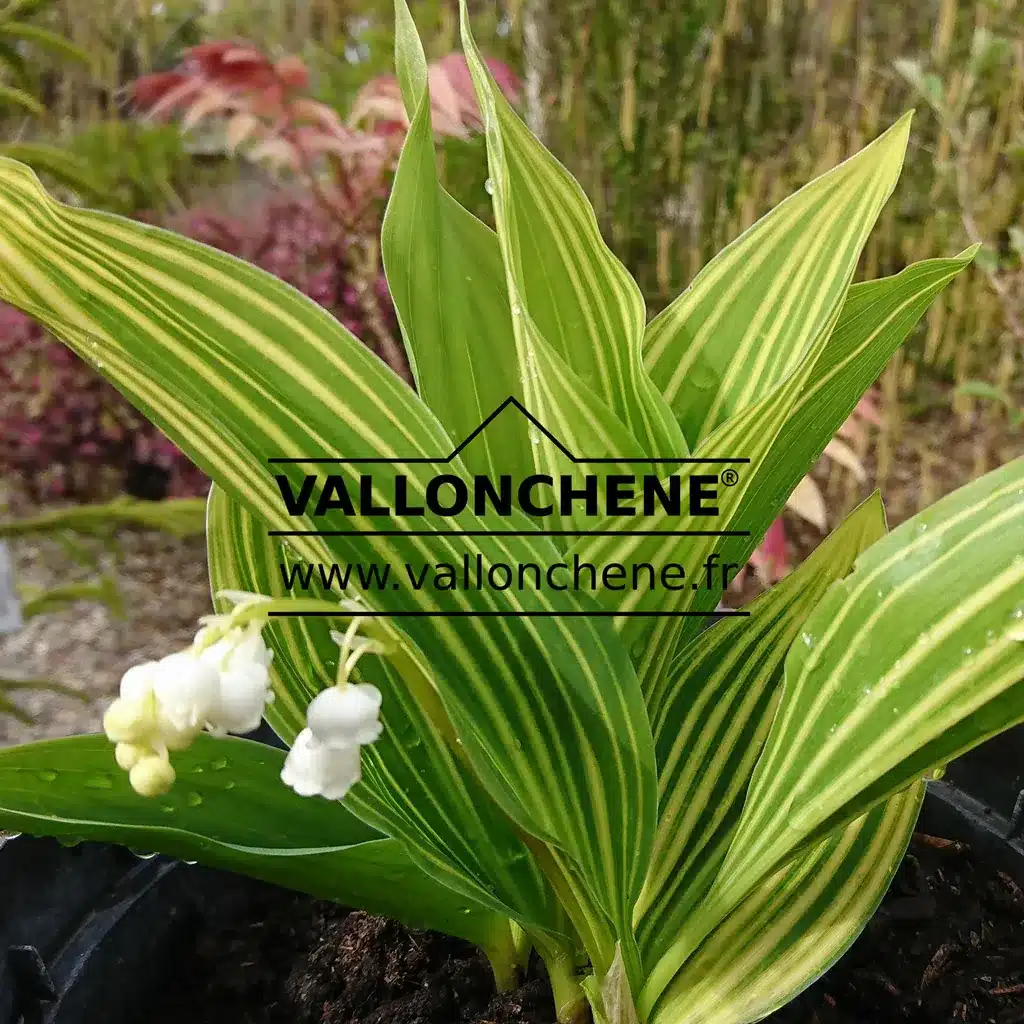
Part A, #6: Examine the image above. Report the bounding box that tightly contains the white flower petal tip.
[152,651,220,732]
[129,755,176,797]
[114,742,150,772]
[119,661,160,702]
[307,684,383,747]
[280,729,362,800]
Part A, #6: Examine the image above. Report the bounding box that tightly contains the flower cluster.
[104,594,388,802]
[104,594,276,796]
[280,617,387,801]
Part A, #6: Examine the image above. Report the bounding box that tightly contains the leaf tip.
[959,241,984,263]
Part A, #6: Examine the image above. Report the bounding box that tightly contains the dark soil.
[770,832,1024,1023]
[144,832,1024,1024]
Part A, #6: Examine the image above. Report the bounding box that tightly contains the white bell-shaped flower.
[280,728,362,800]
[198,622,275,735]
[152,650,220,733]
[306,683,383,748]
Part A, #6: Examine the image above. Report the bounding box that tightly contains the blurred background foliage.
[0,0,1020,528]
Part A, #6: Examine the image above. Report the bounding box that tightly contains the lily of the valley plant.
[0,6,1021,1024]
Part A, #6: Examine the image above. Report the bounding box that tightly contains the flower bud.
[114,742,150,772]
[129,755,176,797]
[103,697,154,745]
[306,684,383,748]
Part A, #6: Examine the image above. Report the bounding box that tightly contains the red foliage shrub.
[0,302,208,500]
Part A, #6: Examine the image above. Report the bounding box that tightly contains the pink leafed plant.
[131,41,520,231]
[0,302,207,500]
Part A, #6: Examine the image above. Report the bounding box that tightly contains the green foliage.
[955,380,1024,429]
[0,5,1019,1023]
[0,0,87,112]
[55,121,198,215]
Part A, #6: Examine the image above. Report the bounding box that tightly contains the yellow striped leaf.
[458,0,687,464]
[644,115,912,446]
[382,0,533,482]
[640,455,1024,1014]
[651,784,924,1024]
[570,252,978,696]
[634,495,886,969]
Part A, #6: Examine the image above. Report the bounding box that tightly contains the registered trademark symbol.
[721,468,739,487]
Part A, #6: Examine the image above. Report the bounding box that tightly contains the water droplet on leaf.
[186,792,203,807]
[484,178,495,195]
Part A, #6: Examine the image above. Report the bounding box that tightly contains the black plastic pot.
[2,728,1023,1024]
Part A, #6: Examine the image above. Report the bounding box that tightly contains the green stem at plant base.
[484,920,523,992]
[517,834,615,981]
[534,935,589,1024]
[511,919,532,964]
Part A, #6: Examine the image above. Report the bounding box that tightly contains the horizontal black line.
[268,457,750,465]
[268,610,749,618]
[269,530,750,537]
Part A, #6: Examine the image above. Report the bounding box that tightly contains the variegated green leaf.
[0,734,512,954]
[651,783,924,1024]
[206,485,569,940]
[570,251,978,696]
[386,0,649,538]
[459,0,686,464]
[644,115,911,446]
[635,495,886,968]
[640,455,1024,1015]
[381,0,532,482]
[0,160,654,982]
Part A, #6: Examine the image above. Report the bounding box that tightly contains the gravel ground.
[0,527,210,745]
